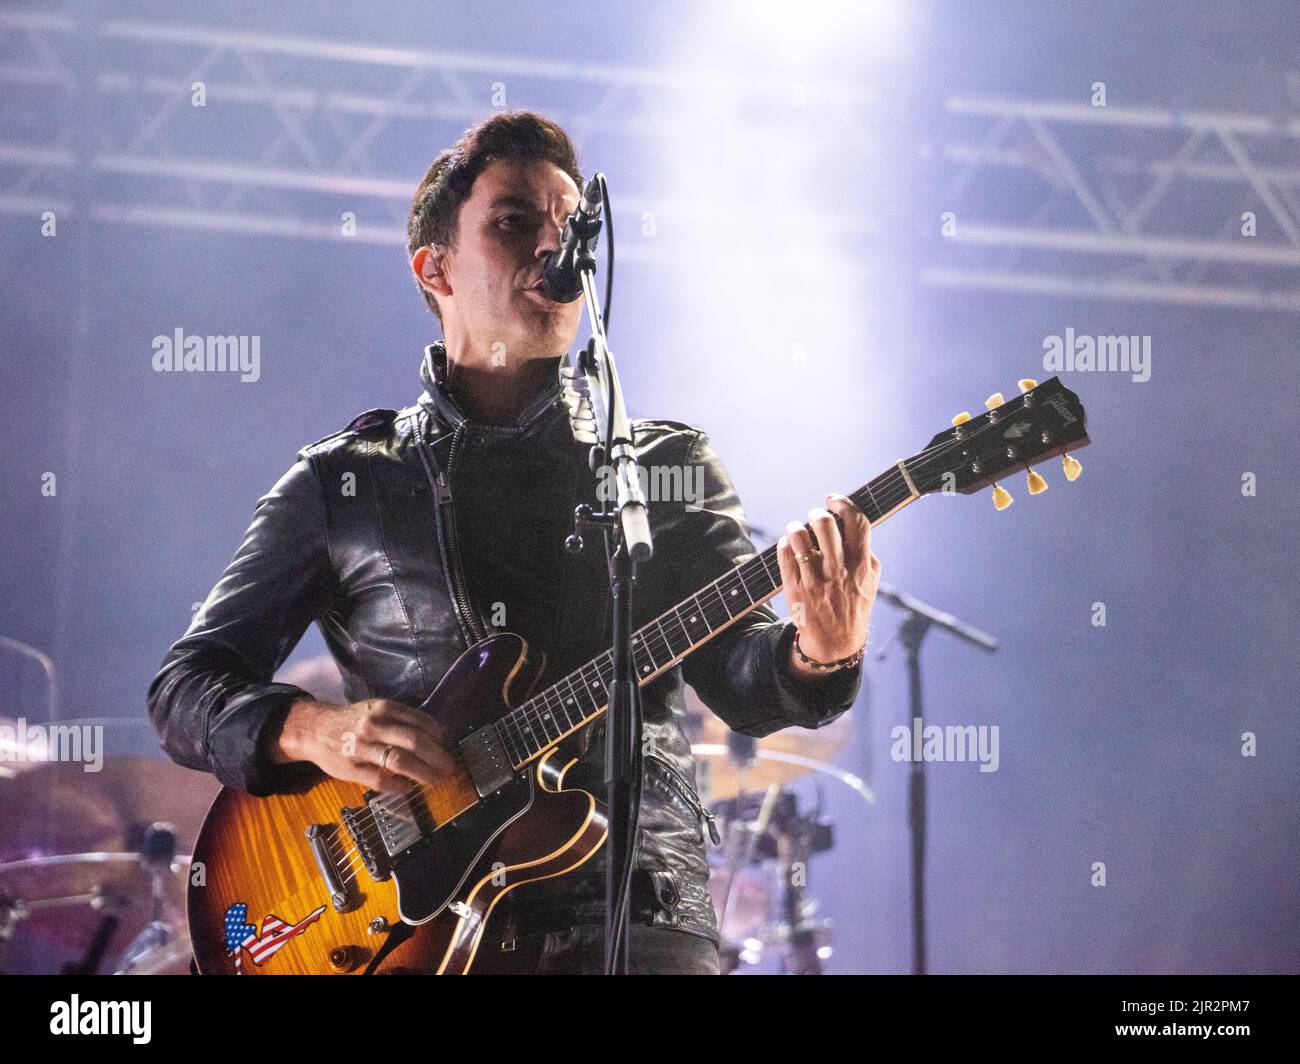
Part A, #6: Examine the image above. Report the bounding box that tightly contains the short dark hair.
[406,110,583,321]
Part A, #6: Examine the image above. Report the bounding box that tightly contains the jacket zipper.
[413,414,486,648]
[645,752,720,846]
[437,423,487,644]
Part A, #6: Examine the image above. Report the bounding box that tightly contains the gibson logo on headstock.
[1043,393,1078,424]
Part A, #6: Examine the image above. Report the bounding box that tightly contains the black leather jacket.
[147,342,862,943]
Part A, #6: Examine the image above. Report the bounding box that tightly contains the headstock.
[907,377,1089,508]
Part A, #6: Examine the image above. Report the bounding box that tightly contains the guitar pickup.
[459,724,515,797]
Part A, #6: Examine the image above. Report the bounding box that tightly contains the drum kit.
[685,689,874,975]
[0,718,218,975]
[1,691,872,976]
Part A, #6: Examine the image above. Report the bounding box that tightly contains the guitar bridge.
[306,823,359,912]
[341,805,393,882]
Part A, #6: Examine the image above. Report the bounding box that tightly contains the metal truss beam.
[927,94,1300,311]
[0,9,880,264]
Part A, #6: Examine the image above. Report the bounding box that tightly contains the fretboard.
[491,457,921,767]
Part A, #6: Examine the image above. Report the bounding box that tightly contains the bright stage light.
[721,0,908,65]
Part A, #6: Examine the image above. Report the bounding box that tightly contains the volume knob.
[329,945,368,973]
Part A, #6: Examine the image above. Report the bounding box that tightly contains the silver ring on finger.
[380,744,395,772]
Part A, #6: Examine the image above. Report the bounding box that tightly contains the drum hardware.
[0,751,202,975]
[694,733,875,974]
[115,823,183,975]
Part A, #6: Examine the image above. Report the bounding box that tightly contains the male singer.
[149,110,880,975]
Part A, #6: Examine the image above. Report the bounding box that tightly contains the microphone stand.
[562,179,652,974]
[874,582,998,975]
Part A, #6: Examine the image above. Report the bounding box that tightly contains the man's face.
[416,157,585,358]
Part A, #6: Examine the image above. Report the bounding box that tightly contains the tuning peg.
[951,411,971,426]
[1026,468,1048,495]
[985,392,1005,410]
[991,483,1013,510]
[1061,454,1082,481]
[1018,378,1038,394]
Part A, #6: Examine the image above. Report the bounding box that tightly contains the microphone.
[541,174,603,303]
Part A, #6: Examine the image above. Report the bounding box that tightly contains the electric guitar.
[187,377,1090,974]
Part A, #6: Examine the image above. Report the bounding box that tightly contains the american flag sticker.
[223,901,328,972]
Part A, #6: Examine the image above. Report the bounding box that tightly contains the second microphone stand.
[875,582,998,975]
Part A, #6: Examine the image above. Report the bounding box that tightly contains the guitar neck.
[493,459,922,769]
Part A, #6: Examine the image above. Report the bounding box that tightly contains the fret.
[509,717,532,762]
[516,702,545,754]
[491,718,522,764]
[545,680,569,733]
[720,570,753,608]
[738,562,765,603]
[650,617,676,669]
[573,667,601,719]
[631,627,655,679]
[631,630,657,677]
[662,607,695,657]
[497,717,524,766]
[584,659,610,706]
[855,485,876,522]
[556,675,582,730]
[680,594,713,640]
[534,690,562,743]
[856,474,895,524]
[704,580,735,621]
[717,584,739,625]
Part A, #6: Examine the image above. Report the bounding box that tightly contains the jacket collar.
[418,340,568,436]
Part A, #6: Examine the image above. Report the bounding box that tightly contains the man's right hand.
[269,697,457,796]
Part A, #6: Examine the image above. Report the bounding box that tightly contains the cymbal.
[682,686,852,802]
[0,851,190,906]
[0,852,190,973]
[0,755,220,860]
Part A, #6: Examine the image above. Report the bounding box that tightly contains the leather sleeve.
[673,430,862,737]
[146,456,334,795]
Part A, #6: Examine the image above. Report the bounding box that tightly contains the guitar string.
[315,411,1038,874]
[492,419,996,753]
[446,408,1036,769]
[315,403,1067,873]
[485,409,1037,769]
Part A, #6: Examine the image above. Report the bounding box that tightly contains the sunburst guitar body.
[188,632,606,974]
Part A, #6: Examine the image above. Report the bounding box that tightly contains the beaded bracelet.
[793,628,866,672]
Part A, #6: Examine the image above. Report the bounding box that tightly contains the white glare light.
[726,0,907,65]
